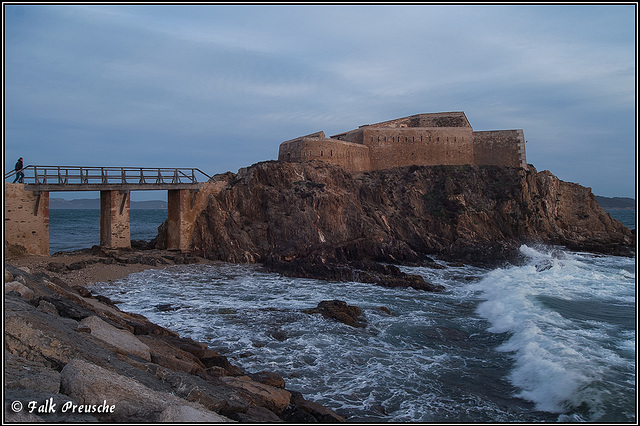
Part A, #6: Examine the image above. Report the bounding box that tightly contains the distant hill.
[595,196,635,210]
[49,198,167,209]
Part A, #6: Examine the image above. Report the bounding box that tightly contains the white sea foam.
[471,245,636,418]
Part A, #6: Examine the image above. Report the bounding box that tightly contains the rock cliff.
[166,161,633,270]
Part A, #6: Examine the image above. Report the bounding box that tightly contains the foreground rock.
[155,161,634,280]
[4,264,345,423]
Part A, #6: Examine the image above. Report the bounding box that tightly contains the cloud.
[3,4,636,199]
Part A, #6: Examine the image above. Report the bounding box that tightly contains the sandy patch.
[4,250,219,288]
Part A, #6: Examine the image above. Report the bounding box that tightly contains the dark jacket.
[15,159,23,171]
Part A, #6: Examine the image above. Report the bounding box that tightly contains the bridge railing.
[4,166,213,185]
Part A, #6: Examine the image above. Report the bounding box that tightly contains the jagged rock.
[220,375,292,415]
[285,391,346,423]
[37,300,59,316]
[137,335,205,375]
[60,358,233,422]
[5,281,35,300]
[38,295,94,320]
[124,313,180,337]
[154,303,180,312]
[4,350,61,394]
[303,300,366,328]
[78,316,151,361]
[265,258,445,292]
[199,352,244,376]
[149,365,251,416]
[249,371,286,389]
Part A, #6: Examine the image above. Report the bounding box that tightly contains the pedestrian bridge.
[4,165,213,255]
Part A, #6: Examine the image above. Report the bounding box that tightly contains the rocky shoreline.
[4,249,346,423]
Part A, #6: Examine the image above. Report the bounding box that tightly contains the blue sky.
[3,4,636,200]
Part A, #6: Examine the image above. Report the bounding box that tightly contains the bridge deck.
[5,165,211,191]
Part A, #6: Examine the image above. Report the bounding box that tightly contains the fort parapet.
[278,112,526,171]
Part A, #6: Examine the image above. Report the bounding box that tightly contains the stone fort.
[278,112,526,172]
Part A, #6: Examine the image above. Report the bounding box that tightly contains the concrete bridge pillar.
[4,183,49,255]
[100,190,131,249]
[167,189,198,251]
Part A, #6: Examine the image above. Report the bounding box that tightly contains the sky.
[3,3,637,200]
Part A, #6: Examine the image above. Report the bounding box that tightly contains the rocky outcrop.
[159,161,633,275]
[303,300,366,328]
[3,264,345,423]
[264,258,445,292]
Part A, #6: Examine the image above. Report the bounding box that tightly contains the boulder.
[220,375,292,415]
[137,335,205,375]
[147,365,251,417]
[60,357,232,422]
[5,281,35,300]
[303,300,365,328]
[37,300,60,316]
[284,391,346,423]
[78,316,151,361]
[248,371,286,389]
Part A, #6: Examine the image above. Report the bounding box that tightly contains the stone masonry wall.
[473,130,526,168]
[4,183,49,255]
[361,127,474,170]
[278,138,371,172]
[277,114,527,172]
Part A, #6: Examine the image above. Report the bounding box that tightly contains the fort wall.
[277,112,527,172]
[473,130,526,168]
[279,137,371,172]
[361,127,474,170]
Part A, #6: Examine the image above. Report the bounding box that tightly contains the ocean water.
[48,209,166,254]
[89,247,636,422]
[50,208,635,422]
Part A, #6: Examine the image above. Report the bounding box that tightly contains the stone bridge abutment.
[4,166,218,255]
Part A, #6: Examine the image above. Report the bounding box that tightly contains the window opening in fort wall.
[277,112,526,172]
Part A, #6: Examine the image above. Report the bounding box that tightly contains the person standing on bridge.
[12,157,24,183]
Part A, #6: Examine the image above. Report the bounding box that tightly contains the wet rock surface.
[303,300,366,328]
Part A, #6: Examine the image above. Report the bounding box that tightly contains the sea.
[49,209,636,423]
